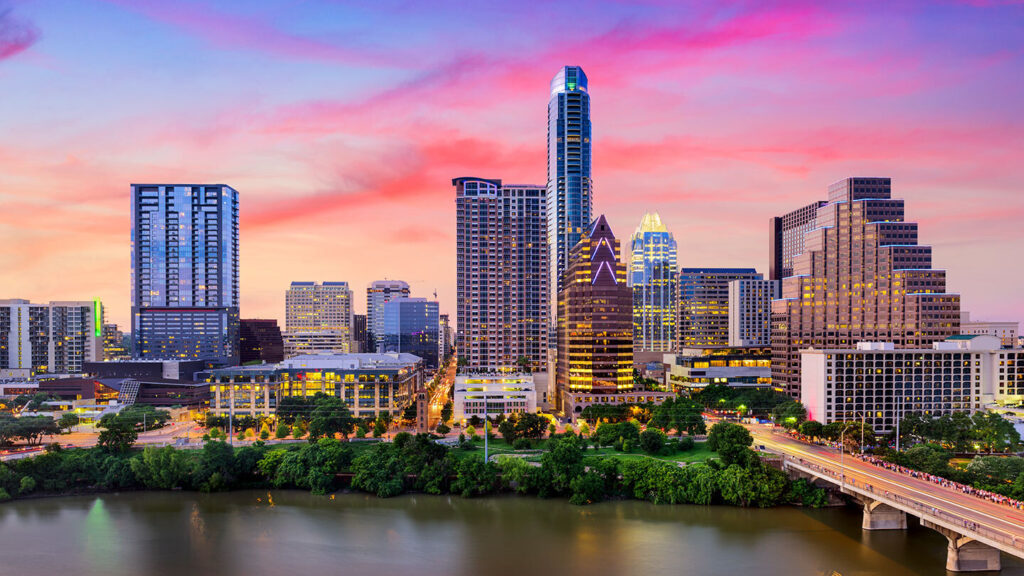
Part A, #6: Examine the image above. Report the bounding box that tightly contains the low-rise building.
[208,352,424,420]
[664,347,772,391]
[960,312,1019,348]
[801,335,1024,433]
[453,373,538,422]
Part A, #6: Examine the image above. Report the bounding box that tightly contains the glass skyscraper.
[381,297,439,369]
[547,66,592,329]
[366,280,410,352]
[629,212,677,352]
[131,184,239,362]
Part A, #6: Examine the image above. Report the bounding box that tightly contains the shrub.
[640,428,667,454]
[513,438,533,451]
[677,437,696,452]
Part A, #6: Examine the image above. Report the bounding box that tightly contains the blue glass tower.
[131,184,239,362]
[381,297,439,369]
[547,66,592,327]
[629,213,677,352]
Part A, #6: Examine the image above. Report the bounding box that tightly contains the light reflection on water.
[1,491,1021,576]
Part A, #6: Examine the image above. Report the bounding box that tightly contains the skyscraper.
[629,212,677,352]
[0,299,103,376]
[557,216,642,417]
[769,200,827,281]
[547,66,592,332]
[771,177,961,396]
[381,297,440,368]
[239,319,284,364]
[366,280,410,352]
[677,268,762,348]
[454,177,548,372]
[283,281,352,356]
[352,314,368,353]
[102,323,130,361]
[728,279,779,347]
[131,184,239,362]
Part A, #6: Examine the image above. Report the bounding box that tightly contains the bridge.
[751,425,1024,572]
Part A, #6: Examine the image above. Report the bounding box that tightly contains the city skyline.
[1,1,1022,329]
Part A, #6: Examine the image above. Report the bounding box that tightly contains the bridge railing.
[784,457,1024,553]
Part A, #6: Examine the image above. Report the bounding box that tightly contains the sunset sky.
[0,0,1021,329]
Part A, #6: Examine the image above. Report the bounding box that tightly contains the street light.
[839,425,846,492]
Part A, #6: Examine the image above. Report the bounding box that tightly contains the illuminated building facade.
[728,279,780,347]
[664,347,772,391]
[452,373,538,421]
[239,319,284,364]
[677,268,761,348]
[352,314,367,353]
[547,66,593,330]
[284,281,352,356]
[208,352,424,419]
[366,280,410,352]
[131,184,239,362]
[0,299,103,376]
[960,312,1019,348]
[558,216,670,419]
[769,200,827,281]
[772,177,961,396]
[454,177,548,372]
[629,212,677,352]
[382,297,439,369]
[102,323,131,361]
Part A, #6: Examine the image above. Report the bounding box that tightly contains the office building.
[772,178,961,396]
[131,184,239,362]
[0,299,103,377]
[102,323,131,361]
[284,281,353,356]
[547,66,593,330]
[960,312,1019,348]
[557,216,671,419]
[664,347,772,392]
[453,373,538,422]
[208,352,424,419]
[728,279,779,347]
[454,177,549,371]
[83,359,210,408]
[769,200,827,281]
[438,313,452,360]
[677,268,761,348]
[366,280,410,352]
[352,314,367,353]
[239,319,284,364]
[802,335,1024,433]
[381,297,439,368]
[629,212,677,353]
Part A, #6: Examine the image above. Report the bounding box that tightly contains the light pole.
[839,425,846,492]
[483,393,489,463]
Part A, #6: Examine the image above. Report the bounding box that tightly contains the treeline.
[0,423,825,508]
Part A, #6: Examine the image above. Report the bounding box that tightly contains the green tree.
[535,435,586,497]
[640,428,667,454]
[707,422,753,466]
[971,412,1020,453]
[435,423,451,435]
[440,401,453,424]
[274,423,289,439]
[275,396,311,426]
[771,401,807,429]
[57,413,80,434]
[450,456,499,497]
[97,414,138,453]
[131,446,193,490]
[374,418,388,438]
[307,395,356,441]
[798,420,823,438]
[497,456,534,494]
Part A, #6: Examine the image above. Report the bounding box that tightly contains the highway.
[749,424,1024,550]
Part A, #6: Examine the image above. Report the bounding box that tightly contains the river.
[1,491,1022,575]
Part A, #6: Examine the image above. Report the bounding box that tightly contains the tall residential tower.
[131,184,239,362]
[547,66,593,331]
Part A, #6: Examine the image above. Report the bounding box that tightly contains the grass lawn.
[585,441,717,465]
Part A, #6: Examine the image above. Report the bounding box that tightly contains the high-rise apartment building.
[102,323,130,361]
[131,184,239,362]
[283,281,352,356]
[728,279,780,347]
[454,177,549,371]
[0,299,102,376]
[239,319,284,364]
[557,216,646,417]
[771,177,961,396]
[366,280,410,352]
[677,268,761,348]
[547,66,593,331]
[769,200,827,281]
[381,297,439,368]
[629,212,677,352]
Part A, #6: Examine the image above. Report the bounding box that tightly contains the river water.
[1,491,1021,575]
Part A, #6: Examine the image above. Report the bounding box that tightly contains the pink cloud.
[0,7,38,60]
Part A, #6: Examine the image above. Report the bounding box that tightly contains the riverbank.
[0,428,827,509]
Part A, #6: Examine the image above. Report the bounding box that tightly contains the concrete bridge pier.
[922,520,1001,573]
[860,498,907,530]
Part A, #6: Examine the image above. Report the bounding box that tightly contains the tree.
[516,355,532,374]
[535,435,586,497]
[578,421,591,437]
[307,395,356,441]
[276,396,311,426]
[435,423,451,435]
[97,415,138,453]
[57,413,80,434]
[640,428,667,454]
[798,420,823,439]
[274,423,289,439]
[771,401,807,429]
[971,412,1020,453]
[465,425,477,440]
[259,423,271,441]
[706,422,753,466]
[498,418,519,444]
[440,401,453,424]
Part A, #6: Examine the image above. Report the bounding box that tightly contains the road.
[749,424,1024,547]
[428,357,457,426]
[1,421,201,460]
